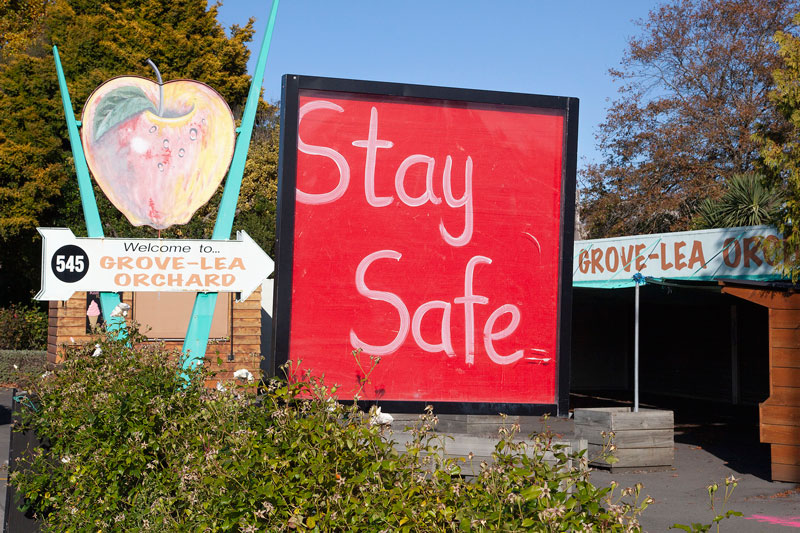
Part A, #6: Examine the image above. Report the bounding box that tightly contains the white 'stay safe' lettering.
[297,101,473,247]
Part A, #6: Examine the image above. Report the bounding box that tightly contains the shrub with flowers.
[11,329,651,531]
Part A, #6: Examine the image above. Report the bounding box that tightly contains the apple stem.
[145,58,164,116]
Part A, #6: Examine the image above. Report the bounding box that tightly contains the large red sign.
[274,77,577,412]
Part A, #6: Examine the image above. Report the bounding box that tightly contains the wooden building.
[720,280,800,483]
[573,226,800,483]
[47,289,263,389]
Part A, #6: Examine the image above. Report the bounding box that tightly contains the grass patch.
[0,350,46,386]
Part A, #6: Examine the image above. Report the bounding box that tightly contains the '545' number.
[51,245,89,283]
[56,254,84,273]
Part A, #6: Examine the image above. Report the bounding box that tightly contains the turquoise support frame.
[181,0,280,372]
[54,47,125,334]
[54,0,279,357]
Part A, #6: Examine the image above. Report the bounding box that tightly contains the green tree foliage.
[581,0,799,239]
[0,0,279,304]
[757,13,800,278]
[692,173,784,229]
[0,0,49,60]
[233,102,279,257]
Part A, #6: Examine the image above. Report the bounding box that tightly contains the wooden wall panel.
[48,289,263,386]
[771,328,800,349]
[773,348,800,368]
[769,309,800,329]
[723,287,800,309]
[722,283,800,482]
[772,463,800,482]
[232,298,261,311]
[234,327,261,337]
[772,367,800,388]
[760,404,800,426]
[56,317,85,328]
[769,386,800,406]
[760,423,800,445]
[772,444,800,466]
[233,318,261,328]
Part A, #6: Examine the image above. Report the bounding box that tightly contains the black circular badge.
[51,245,89,283]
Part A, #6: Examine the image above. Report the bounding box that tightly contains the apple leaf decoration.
[92,86,157,141]
[80,74,236,230]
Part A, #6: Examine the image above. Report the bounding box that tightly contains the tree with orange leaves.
[581,0,799,238]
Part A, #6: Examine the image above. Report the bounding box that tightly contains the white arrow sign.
[36,228,274,302]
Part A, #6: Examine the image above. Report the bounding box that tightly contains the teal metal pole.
[213,0,280,240]
[54,46,125,333]
[181,0,280,372]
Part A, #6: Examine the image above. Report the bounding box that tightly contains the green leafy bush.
[0,302,48,350]
[11,331,650,531]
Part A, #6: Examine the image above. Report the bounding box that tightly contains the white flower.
[370,407,393,426]
[325,398,339,413]
[61,456,71,464]
[110,302,130,317]
[215,382,226,392]
[91,344,102,357]
[12,364,18,370]
[233,368,254,382]
[41,371,53,379]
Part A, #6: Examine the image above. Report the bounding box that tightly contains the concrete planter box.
[574,407,674,469]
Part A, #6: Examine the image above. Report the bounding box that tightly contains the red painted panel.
[288,89,566,404]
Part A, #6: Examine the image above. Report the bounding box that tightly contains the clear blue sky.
[215,1,663,173]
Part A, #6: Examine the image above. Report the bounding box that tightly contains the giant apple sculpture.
[81,73,236,229]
